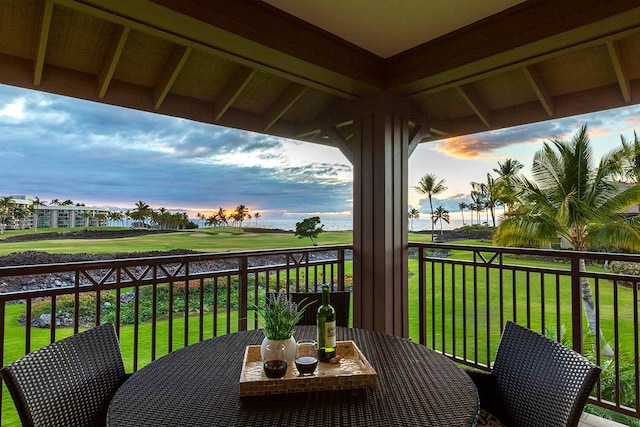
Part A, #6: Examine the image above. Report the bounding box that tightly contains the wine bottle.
[317,285,336,362]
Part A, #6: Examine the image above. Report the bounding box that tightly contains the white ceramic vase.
[260,336,296,365]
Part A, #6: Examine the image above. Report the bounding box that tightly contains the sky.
[1,83,639,222]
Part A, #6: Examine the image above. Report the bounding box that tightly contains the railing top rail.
[409,241,640,262]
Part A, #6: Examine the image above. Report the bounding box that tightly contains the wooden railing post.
[570,255,583,354]
[238,256,248,331]
[418,246,426,345]
[337,249,345,291]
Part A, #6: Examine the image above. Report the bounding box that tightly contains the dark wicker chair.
[467,321,601,427]
[1,322,128,427]
[290,291,351,327]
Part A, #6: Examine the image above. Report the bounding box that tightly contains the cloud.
[0,84,353,218]
[430,105,640,159]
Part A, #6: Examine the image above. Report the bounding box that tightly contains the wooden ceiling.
[1,0,640,149]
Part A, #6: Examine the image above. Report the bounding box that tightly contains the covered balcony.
[2,0,640,425]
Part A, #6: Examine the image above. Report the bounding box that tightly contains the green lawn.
[0,227,356,255]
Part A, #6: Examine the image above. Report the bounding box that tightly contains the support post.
[351,93,414,337]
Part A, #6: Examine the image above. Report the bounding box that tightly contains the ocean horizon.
[113,210,502,232]
[245,211,500,232]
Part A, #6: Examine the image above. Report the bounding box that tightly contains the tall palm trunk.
[429,197,434,242]
[579,258,614,356]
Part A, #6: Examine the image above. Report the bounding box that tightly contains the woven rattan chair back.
[492,321,601,427]
[1,322,126,427]
[290,291,351,327]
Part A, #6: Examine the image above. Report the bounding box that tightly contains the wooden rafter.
[34,0,54,86]
[456,85,491,128]
[323,126,353,164]
[213,67,257,121]
[606,40,631,103]
[522,65,554,117]
[154,46,192,110]
[263,84,308,131]
[408,124,430,157]
[98,26,130,99]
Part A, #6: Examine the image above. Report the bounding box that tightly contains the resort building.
[5,195,109,230]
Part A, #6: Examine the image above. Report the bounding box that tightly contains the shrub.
[609,261,640,288]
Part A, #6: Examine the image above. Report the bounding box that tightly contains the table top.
[107,326,479,427]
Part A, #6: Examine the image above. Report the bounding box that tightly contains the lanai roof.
[1,1,639,150]
[3,0,640,334]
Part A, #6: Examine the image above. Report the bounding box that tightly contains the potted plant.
[257,291,308,365]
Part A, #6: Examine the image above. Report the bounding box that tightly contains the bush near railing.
[609,261,640,289]
[17,271,348,328]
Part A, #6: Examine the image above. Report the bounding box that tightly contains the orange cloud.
[433,136,497,159]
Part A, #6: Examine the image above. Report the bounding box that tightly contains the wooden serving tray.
[239,340,377,396]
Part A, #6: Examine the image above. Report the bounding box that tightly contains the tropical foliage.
[414,174,446,240]
[494,125,640,356]
[294,216,324,246]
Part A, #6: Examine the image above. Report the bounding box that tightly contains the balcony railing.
[0,243,639,424]
[0,245,350,425]
[411,242,640,421]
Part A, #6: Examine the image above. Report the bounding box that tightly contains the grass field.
[0,227,358,255]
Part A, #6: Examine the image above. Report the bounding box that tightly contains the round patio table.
[107,326,478,426]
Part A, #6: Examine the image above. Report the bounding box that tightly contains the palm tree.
[414,174,447,241]
[495,125,640,357]
[617,131,640,183]
[616,131,640,214]
[157,207,168,229]
[458,202,468,225]
[471,173,500,227]
[0,196,14,234]
[466,203,476,225]
[494,158,524,213]
[81,211,93,227]
[31,196,45,232]
[254,212,261,227]
[12,207,26,230]
[215,207,228,228]
[408,208,420,232]
[50,198,61,206]
[233,205,249,227]
[131,201,151,228]
[432,206,449,235]
[470,191,485,225]
[108,211,125,227]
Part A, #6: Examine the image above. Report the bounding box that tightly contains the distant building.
[4,195,109,230]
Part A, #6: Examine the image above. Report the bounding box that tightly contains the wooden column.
[351,94,411,337]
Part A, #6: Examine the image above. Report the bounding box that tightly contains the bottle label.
[325,320,336,348]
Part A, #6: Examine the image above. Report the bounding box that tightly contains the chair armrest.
[119,373,132,386]
[465,369,503,419]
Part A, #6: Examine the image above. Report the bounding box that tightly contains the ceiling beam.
[522,65,554,117]
[606,40,632,103]
[263,84,309,131]
[34,0,54,86]
[323,126,353,164]
[456,85,491,128]
[69,0,374,99]
[154,46,192,110]
[408,124,431,158]
[98,26,130,99]
[213,67,257,121]
[387,1,640,95]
